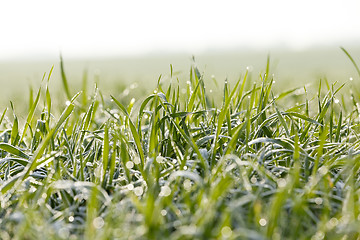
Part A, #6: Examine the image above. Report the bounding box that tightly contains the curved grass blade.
[341,47,360,78]
[0,143,29,159]
[0,157,30,166]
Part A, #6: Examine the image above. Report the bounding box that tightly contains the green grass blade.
[60,55,72,100]
[274,103,290,137]
[335,111,342,142]
[0,143,29,159]
[102,123,110,185]
[0,108,7,126]
[341,47,360,78]
[20,86,41,143]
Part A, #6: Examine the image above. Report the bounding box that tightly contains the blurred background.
[0,0,360,104]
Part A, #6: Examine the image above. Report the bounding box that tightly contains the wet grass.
[1,50,360,239]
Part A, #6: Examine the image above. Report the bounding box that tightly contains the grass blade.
[60,54,72,100]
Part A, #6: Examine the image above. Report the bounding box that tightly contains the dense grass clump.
[1,53,360,240]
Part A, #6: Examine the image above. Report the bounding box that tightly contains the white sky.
[0,0,360,60]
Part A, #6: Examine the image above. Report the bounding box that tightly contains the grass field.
[1,46,360,106]
[1,48,360,239]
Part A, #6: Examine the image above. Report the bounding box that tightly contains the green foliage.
[1,53,360,240]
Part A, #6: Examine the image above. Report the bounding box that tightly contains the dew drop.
[277,178,287,188]
[133,157,141,165]
[134,186,144,196]
[93,217,105,229]
[127,184,134,191]
[183,179,192,191]
[161,209,167,216]
[156,155,165,164]
[221,226,232,238]
[68,216,74,222]
[130,83,138,89]
[126,161,134,169]
[123,89,130,96]
[159,186,171,197]
[315,197,323,205]
[329,217,338,227]
[259,218,267,226]
[250,176,257,184]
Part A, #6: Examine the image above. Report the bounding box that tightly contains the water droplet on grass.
[159,186,171,197]
[156,155,165,164]
[133,157,141,165]
[277,178,287,188]
[123,89,130,96]
[130,83,138,89]
[134,186,144,196]
[315,197,323,205]
[126,161,134,169]
[250,176,257,184]
[93,217,105,229]
[161,209,167,216]
[246,66,253,71]
[326,217,339,229]
[221,226,232,238]
[183,179,192,191]
[311,231,324,240]
[259,218,267,226]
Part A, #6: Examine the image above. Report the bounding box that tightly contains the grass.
[1,50,360,239]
